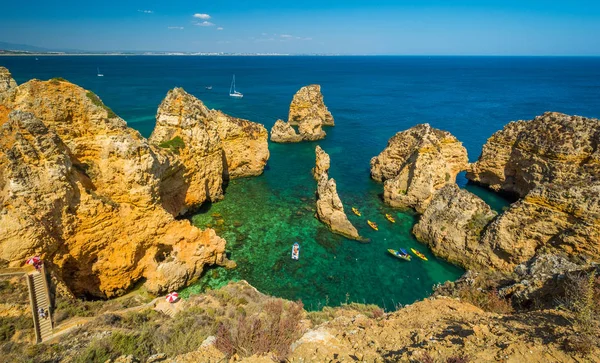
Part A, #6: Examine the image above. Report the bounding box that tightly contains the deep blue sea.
[3,56,600,309]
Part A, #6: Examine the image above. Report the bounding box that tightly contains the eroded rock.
[412,184,497,270]
[270,119,302,143]
[370,124,468,213]
[0,67,17,94]
[313,146,360,240]
[288,84,334,126]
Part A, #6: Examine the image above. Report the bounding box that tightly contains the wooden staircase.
[25,266,53,343]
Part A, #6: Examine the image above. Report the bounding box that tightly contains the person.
[38,307,46,319]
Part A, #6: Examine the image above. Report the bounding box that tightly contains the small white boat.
[97,67,104,77]
[291,242,300,260]
[229,74,243,98]
[206,85,213,90]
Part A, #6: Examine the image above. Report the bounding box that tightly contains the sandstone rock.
[298,116,326,141]
[288,84,334,126]
[0,78,228,298]
[465,112,600,269]
[151,88,269,213]
[412,184,497,270]
[370,124,468,213]
[467,112,600,197]
[313,146,360,240]
[270,119,302,143]
[0,67,17,94]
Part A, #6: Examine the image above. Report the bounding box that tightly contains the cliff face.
[412,184,497,270]
[370,124,469,213]
[151,88,269,212]
[271,85,333,143]
[0,67,17,93]
[313,146,360,240]
[467,112,600,269]
[0,78,228,298]
[288,84,334,126]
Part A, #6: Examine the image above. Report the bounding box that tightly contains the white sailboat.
[97,67,104,77]
[229,74,243,98]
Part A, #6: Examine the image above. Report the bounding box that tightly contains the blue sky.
[1,0,599,54]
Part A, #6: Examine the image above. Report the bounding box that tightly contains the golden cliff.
[150,88,269,214]
[0,76,231,298]
[271,84,333,143]
[370,124,469,213]
[312,146,360,240]
[0,66,17,93]
[467,112,600,269]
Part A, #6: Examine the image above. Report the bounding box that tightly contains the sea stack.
[467,112,600,269]
[0,75,230,298]
[151,87,269,213]
[312,146,360,240]
[270,84,333,143]
[370,124,468,213]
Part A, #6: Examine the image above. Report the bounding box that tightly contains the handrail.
[25,274,42,344]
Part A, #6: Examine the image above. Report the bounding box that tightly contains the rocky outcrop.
[151,88,269,210]
[271,85,333,143]
[270,119,302,143]
[370,124,469,213]
[466,113,600,269]
[313,146,359,240]
[288,84,334,126]
[0,77,230,298]
[412,184,497,270]
[467,112,600,197]
[0,67,17,94]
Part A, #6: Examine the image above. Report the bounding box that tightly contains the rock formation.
[412,184,497,270]
[0,77,230,298]
[151,88,269,208]
[312,146,360,240]
[270,85,333,143]
[370,124,469,213]
[288,84,334,126]
[0,67,17,93]
[270,119,302,143]
[467,112,600,269]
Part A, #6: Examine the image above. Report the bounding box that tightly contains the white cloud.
[303,37,313,41]
[138,10,153,14]
[261,32,268,36]
[195,21,215,27]
[280,34,292,38]
[217,27,224,30]
[168,26,184,30]
[193,13,211,19]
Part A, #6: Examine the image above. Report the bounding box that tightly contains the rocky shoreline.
[1,64,599,361]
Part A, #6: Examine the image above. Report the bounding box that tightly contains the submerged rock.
[370,124,468,213]
[0,77,228,298]
[270,119,302,143]
[468,112,600,269]
[0,67,17,94]
[288,84,334,126]
[313,146,360,240]
[413,185,497,270]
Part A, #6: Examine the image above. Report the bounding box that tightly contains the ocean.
[3,55,600,309]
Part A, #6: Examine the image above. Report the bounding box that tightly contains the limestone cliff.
[312,146,360,240]
[467,112,600,197]
[0,77,229,298]
[0,67,17,93]
[412,184,497,270]
[467,112,600,269]
[288,84,334,127]
[269,119,302,143]
[370,124,469,213]
[151,88,269,210]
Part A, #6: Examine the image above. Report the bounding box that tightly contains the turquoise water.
[3,56,600,309]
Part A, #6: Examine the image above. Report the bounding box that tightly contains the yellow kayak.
[352,207,361,217]
[385,214,396,223]
[368,220,378,231]
[411,248,428,261]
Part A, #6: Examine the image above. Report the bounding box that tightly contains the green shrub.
[158,136,186,154]
[85,91,118,118]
